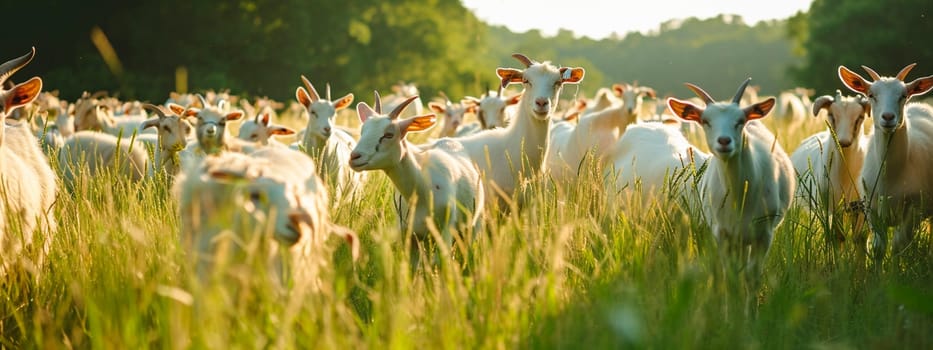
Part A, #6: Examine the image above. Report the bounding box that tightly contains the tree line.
[4,0,929,105]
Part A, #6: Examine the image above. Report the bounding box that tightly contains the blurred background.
[3,0,931,104]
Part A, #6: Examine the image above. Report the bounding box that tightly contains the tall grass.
[1,114,932,349]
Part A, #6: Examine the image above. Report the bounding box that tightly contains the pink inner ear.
[357,102,374,123]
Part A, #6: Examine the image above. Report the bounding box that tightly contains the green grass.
[2,119,933,349]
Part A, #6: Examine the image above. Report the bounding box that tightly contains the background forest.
[4,0,932,108]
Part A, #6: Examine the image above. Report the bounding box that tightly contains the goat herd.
[1,47,932,286]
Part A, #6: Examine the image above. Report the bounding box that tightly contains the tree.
[790,0,933,93]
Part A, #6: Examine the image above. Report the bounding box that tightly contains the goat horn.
[512,53,534,68]
[438,91,451,105]
[684,83,715,105]
[732,78,752,104]
[141,103,168,118]
[300,75,320,101]
[0,47,35,87]
[861,66,881,81]
[497,82,503,97]
[896,63,917,81]
[196,94,208,108]
[835,89,844,101]
[373,90,382,115]
[389,95,419,120]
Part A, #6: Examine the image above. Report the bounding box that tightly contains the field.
[2,99,933,350]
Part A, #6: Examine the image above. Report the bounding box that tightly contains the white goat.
[463,85,520,131]
[140,103,194,179]
[838,63,933,258]
[237,111,296,146]
[73,94,154,137]
[445,53,584,206]
[293,75,365,202]
[667,78,794,274]
[174,146,359,285]
[613,82,657,121]
[58,131,151,187]
[0,48,58,262]
[382,82,424,120]
[178,95,248,167]
[546,103,641,184]
[350,93,484,264]
[789,90,870,242]
[603,122,710,207]
[428,94,476,138]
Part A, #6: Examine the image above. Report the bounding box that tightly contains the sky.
[461,0,814,40]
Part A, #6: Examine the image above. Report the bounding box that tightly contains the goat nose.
[717,137,731,146]
[350,152,361,160]
[535,98,548,108]
[882,113,895,121]
[323,126,331,134]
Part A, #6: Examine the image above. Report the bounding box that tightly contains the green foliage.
[2,143,933,348]
[791,0,933,92]
[5,2,803,105]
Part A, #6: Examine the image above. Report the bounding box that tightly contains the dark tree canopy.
[789,0,933,93]
[3,1,817,105]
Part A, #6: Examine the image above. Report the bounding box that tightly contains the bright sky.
[461,0,814,39]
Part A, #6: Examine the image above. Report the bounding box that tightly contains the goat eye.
[701,120,710,126]
[248,190,265,204]
[162,125,170,132]
[382,133,394,140]
[900,95,907,101]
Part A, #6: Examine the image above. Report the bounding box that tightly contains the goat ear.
[357,102,376,123]
[838,66,870,95]
[745,97,776,120]
[141,117,160,130]
[507,93,522,105]
[166,103,186,116]
[560,67,585,84]
[811,95,834,116]
[641,87,657,98]
[225,111,244,121]
[399,114,436,135]
[182,108,199,117]
[334,93,354,111]
[427,101,446,114]
[496,68,523,88]
[906,75,933,98]
[4,77,42,114]
[563,110,580,122]
[296,87,312,108]
[611,84,624,96]
[259,112,270,126]
[269,126,296,136]
[668,98,703,122]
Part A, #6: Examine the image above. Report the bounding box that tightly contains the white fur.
[58,131,151,185]
[237,112,295,146]
[292,77,365,202]
[349,99,483,264]
[546,103,640,184]
[668,80,794,274]
[603,122,710,206]
[441,55,585,206]
[790,91,870,228]
[838,64,933,257]
[140,104,195,179]
[174,146,359,285]
[0,53,59,261]
[72,95,154,137]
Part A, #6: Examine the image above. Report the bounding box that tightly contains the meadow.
[1,95,932,350]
